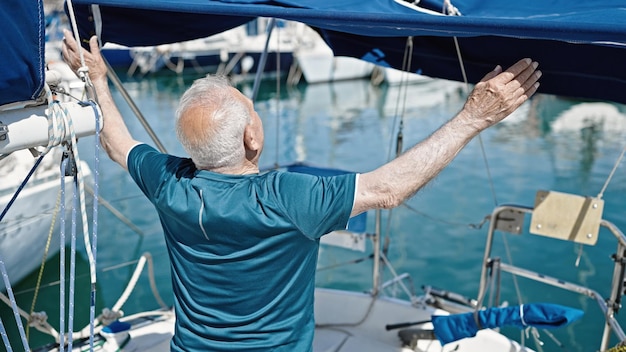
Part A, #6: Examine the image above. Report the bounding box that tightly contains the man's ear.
[243,124,260,151]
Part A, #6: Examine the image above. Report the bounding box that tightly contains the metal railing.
[477,204,626,351]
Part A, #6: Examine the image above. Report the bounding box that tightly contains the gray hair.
[175,75,251,170]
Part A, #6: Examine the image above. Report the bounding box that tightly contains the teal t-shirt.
[127,144,356,351]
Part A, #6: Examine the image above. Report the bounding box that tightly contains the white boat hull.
[381,67,434,85]
[0,149,92,292]
[292,25,374,84]
[295,52,375,84]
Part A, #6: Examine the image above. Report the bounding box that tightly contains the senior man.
[62,29,540,351]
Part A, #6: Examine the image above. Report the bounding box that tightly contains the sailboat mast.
[251,18,276,102]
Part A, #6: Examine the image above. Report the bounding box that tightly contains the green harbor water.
[2,70,626,351]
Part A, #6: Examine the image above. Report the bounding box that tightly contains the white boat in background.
[101,19,297,78]
[551,102,626,137]
[101,19,375,84]
[372,66,434,86]
[288,24,375,84]
[379,78,465,114]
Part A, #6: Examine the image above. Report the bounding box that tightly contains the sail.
[68,0,626,104]
[0,0,45,107]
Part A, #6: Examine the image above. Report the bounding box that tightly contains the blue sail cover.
[67,0,626,104]
[0,0,45,106]
[431,303,584,345]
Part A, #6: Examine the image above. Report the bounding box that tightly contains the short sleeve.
[127,143,170,200]
[274,172,356,239]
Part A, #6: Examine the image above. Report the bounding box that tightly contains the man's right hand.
[61,28,140,171]
[61,29,108,85]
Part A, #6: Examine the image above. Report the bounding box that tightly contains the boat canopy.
[67,0,626,104]
[3,0,626,106]
[0,0,45,107]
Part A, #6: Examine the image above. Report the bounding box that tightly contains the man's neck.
[202,162,259,175]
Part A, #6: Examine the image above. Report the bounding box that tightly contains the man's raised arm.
[352,58,541,216]
[62,29,139,170]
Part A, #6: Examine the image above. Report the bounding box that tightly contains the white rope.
[111,256,146,313]
[58,156,67,352]
[0,92,64,351]
[64,4,102,349]
[0,256,30,351]
[67,173,78,351]
[0,250,168,345]
[65,0,98,104]
[75,252,168,338]
[46,89,97,286]
[64,0,88,78]
[46,84,100,351]
[44,85,66,154]
[111,252,167,312]
[0,84,70,352]
[0,291,61,340]
[98,308,124,327]
[0,317,13,352]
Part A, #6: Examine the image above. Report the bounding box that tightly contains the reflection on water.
[2,71,626,351]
